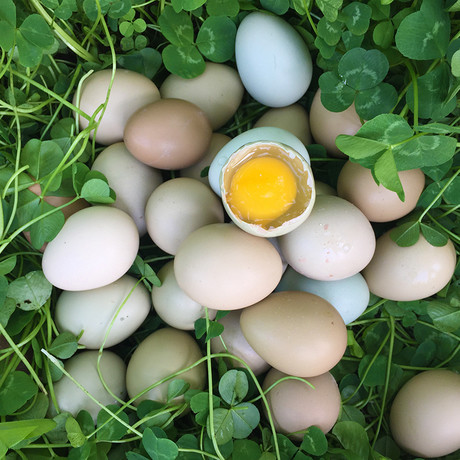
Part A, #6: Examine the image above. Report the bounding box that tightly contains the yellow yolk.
[228,156,297,223]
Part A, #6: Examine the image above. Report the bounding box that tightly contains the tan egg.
[254,104,312,145]
[315,181,337,196]
[174,223,283,310]
[124,98,212,170]
[180,133,231,184]
[74,69,160,145]
[54,350,126,421]
[309,88,362,158]
[160,62,244,130]
[42,206,139,291]
[278,195,376,280]
[92,142,163,236]
[240,291,347,377]
[390,369,460,458]
[151,261,217,330]
[263,369,341,440]
[55,275,151,349]
[362,231,457,301]
[337,161,425,222]
[126,328,205,405]
[210,310,270,376]
[25,183,89,251]
[145,178,224,255]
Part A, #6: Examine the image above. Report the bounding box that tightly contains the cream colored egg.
[279,195,376,280]
[151,261,217,330]
[145,178,224,255]
[315,181,337,196]
[254,104,312,145]
[240,291,347,377]
[390,369,460,458]
[160,62,244,130]
[337,161,425,222]
[180,133,231,185]
[126,328,205,405]
[309,88,362,158]
[92,142,163,236]
[174,223,283,310]
[263,369,341,440]
[362,231,457,301]
[42,206,139,291]
[55,275,151,349]
[54,351,126,421]
[210,310,270,376]
[74,69,160,145]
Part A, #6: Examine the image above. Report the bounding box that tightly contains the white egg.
[276,267,369,324]
[208,127,310,196]
[235,12,313,107]
[151,261,217,330]
[54,350,126,421]
[55,275,151,349]
[42,206,139,291]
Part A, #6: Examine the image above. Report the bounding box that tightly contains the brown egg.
[92,142,163,236]
[337,161,425,222]
[278,195,376,280]
[151,261,217,330]
[160,62,244,130]
[210,310,270,376]
[74,69,160,145]
[124,98,212,170]
[362,231,457,301]
[25,183,89,251]
[174,223,283,310]
[309,88,361,158]
[180,133,231,184]
[240,291,347,377]
[263,369,341,440]
[254,104,312,145]
[144,178,224,255]
[126,328,205,406]
[390,369,460,458]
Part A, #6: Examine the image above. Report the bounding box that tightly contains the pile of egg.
[38,11,458,455]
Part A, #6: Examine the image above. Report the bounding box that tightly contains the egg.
[210,310,270,376]
[144,178,225,255]
[174,223,283,310]
[124,98,212,170]
[235,12,313,107]
[74,68,160,145]
[219,140,316,237]
[160,62,244,130]
[390,369,460,458]
[126,328,205,405]
[53,350,126,421]
[42,206,139,291]
[240,291,347,377]
[91,142,163,236]
[180,133,231,185]
[279,195,376,280]
[263,369,341,440]
[337,161,425,222]
[208,127,310,196]
[254,104,312,145]
[276,267,369,325]
[151,261,217,330]
[362,231,457,301]
[315,181,337,196]
[55,275,151,349]
[309,88,362,158]
[24,183,89,251]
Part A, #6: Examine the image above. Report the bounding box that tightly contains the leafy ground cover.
[0,0,459,459]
